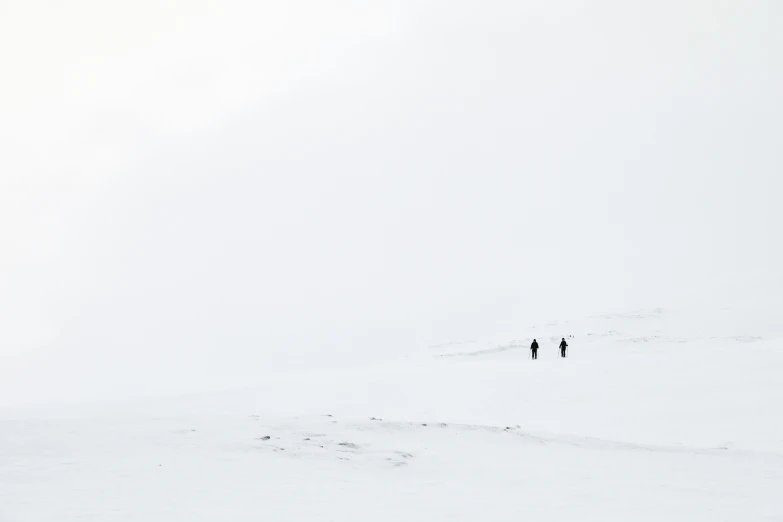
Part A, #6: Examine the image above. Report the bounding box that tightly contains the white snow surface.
[2,307,783,521]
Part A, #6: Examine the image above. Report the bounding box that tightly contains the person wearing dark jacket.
[559,338,568,358]
[530,339,539,359]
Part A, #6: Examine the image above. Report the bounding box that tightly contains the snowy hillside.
[2,306,782,521]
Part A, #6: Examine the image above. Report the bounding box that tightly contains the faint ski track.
[248,415,783,464]
[349,419,783,460]
[437,344,522,357]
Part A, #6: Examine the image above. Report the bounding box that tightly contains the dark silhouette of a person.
[530,339,539,360]
[559,338,568,358]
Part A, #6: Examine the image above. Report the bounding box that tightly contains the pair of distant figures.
[529,338,568,359]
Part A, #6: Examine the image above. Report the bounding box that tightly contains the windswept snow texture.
[2,308,783,521]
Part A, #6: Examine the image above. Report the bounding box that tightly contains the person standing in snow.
[559,338,568,358]
[530,339,539,360]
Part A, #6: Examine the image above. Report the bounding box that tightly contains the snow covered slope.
[1,307,782,521]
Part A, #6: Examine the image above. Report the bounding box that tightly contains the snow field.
[1,307,782,521]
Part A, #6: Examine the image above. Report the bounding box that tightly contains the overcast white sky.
[1,0,782,404]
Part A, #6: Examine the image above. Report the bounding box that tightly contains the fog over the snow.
[1,0,782,405]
